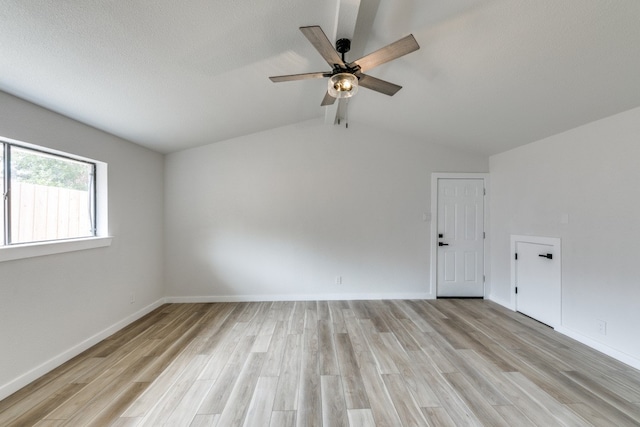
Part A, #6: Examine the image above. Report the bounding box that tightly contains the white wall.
[0,92,165,399]
[165,119,489,301]
[489,106,640,367]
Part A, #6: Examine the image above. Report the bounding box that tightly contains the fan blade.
[357,74,402,96]
[352,34,419,73]
[269,72,330,83]
[300,26,345,68]
[321,91,337,106]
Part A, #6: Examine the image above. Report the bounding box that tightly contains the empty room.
[1,1,640,425]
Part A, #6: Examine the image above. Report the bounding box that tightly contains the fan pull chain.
[345,99,349,128]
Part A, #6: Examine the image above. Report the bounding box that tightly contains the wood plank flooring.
[1,299,640,426]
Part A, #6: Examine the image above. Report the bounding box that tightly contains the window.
[2,138,99,246]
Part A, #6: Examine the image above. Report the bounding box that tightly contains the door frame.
[430,173,490,298]
[510,234,562,326]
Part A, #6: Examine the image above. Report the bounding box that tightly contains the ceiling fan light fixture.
[328,73,358,99]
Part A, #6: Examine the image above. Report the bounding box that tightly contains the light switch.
[423,212,431,222]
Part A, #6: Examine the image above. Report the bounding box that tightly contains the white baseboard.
[488,295,640,371]
[487,294,515,310]
[0,298,166,401]
[166,292,434,303]
[556,326,640,371]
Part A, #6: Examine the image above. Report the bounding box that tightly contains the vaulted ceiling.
[2,1,640,154]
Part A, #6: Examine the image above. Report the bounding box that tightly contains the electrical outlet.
[335,276,342,285]
[597,319,607,335]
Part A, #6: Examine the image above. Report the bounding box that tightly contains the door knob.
[538,253,553,259]
[439,242,449,246]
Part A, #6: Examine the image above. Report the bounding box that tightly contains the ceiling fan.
[270,26,420,106]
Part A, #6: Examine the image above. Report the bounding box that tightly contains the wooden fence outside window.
[10,181,92,244]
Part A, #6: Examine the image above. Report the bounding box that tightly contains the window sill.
[0,237,113,263]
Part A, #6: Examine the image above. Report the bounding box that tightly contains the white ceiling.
[1,0,640,155]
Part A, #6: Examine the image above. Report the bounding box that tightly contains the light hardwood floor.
[1,299,640,426]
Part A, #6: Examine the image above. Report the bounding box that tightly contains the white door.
[436,178,485,297]
[515,241,561,328]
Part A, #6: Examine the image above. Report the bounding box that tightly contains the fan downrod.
[336,38,351,61]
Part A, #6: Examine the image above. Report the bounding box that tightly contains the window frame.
[0,136,111,262]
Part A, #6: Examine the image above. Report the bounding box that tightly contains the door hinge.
[483,275,485,283]
[515,253,518,260]
[483,232,486,239]
[483,188,486,196]
[515,287,518,294]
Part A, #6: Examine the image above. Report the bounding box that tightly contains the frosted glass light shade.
[328,73,358,99]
